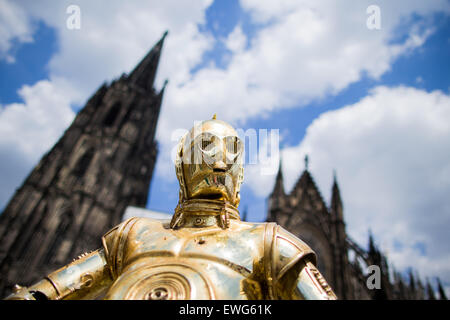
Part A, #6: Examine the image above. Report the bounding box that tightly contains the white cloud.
[246,86,450,285]
[224,25,247,53]
[0,79,75,158]
[0,0,34,62]
[0,0,449,292]
[0,0,448,206]
[2,0,448,185]
[155,0,449,181]
[0,0,214,207]
[0,80,75,208]
[16,0,214,103]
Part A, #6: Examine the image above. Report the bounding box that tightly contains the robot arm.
[282,259,337,300]
[268,224,337,300]
[5,249,112,300]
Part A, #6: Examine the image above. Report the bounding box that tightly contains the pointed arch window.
[73,148,95,177]
[15,201,51,265]
[43,208,73,265]
[103,102,121,127]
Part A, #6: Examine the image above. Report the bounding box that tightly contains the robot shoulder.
[267,223,317,281]
[101,217,167,276]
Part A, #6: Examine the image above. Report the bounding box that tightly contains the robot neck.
[169,198,240,229]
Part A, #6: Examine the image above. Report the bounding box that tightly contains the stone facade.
[0,32,168,298]
[267,158,447,300]
[0,28,445,299]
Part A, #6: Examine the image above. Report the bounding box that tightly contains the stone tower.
[0,32,168,297]
[267,156,368,299]
[267,157,345,298]
[329,172,351,299]
[267,156,444,300]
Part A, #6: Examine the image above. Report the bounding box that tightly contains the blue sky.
[0,22,57,104]
[0,0,449,294]
[150,2,450,223]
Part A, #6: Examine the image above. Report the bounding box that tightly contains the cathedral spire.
[0,34,167,297]
[437,277,448,300]
[426,278,436,300]
[408,269,416,292]
[272,159,285,197]
[267,159,286,222]
[129,30,168,91]
[241,205,248,222]
[416,274,426,300]
[331,170,343,221]
[368,230,376,254]
[159,79,169,96]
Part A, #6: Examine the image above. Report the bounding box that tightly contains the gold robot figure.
[5,117,337,300]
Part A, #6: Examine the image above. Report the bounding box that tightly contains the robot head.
[175,116,244,207]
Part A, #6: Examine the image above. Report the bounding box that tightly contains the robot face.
[178,119,244,206]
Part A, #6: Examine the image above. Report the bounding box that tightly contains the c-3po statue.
[6,117,337,300]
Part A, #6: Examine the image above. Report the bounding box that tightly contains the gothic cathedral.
[0,32,168,298]
[266,157,445,299]
[0,31,445,299]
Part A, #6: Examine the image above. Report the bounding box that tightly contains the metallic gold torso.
[5,213,337,300]
[103,217,273,300]
[4,117,337,300]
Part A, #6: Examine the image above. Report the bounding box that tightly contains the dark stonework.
[0,28,445,300]
[267,159,445,300]
[0,32,168,298]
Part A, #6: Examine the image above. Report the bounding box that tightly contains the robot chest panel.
[124,229,260,274]
[106,257,255,300]
[107,223,267,300]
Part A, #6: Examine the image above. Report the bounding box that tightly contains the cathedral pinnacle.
[129,31,168,91]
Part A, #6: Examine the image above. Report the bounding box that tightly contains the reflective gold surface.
[179,119,244,205]
[5,117,336,300]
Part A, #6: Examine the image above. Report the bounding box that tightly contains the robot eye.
[201,139,211,150]
[225,136,240,154]
[199,134,215,151]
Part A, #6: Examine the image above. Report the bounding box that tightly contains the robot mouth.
[189,172,233,202]
[213,168,227,173]
[198,193,224,200]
